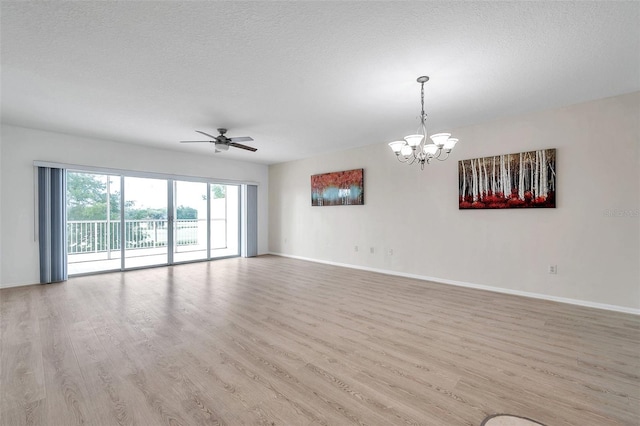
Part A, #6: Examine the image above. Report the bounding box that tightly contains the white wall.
[269,92,640,311]
[0,124,269,287]
[0,132,3,285]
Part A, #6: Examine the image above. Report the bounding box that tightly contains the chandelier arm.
[435,151,450,161]
[411,149,422,165]
[397,154,418,165]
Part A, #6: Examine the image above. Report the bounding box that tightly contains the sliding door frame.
[40,161,258,276]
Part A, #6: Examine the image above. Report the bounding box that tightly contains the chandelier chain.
[421,80,425,121]
[419,80,427,134]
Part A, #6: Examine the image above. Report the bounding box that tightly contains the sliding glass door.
[173,181,208,263]
[123,177,168,268]
[67,173,121,275]
[210,184,240,258]
[67,171,244,275]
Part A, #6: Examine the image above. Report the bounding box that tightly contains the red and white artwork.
[311,169,364,206]
[459,149,556,209]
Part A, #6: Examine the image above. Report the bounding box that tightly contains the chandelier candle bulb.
[388,76,459,169]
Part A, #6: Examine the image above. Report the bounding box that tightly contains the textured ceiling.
[1,1,639,165]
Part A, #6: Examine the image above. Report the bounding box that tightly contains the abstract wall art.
[311,168,364,206]
[459,149,556,209]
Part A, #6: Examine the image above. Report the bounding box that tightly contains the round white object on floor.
[481,414,546,426]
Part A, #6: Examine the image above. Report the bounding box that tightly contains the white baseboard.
[268,252,640,316]
[0,281,41,290]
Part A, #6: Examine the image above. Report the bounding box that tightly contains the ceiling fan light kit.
[180,128,257,153]
[388,76,459,170]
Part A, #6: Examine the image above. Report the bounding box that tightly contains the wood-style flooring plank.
[0,288,46,418]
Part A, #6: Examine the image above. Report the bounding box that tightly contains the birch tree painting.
[458,149,556,209]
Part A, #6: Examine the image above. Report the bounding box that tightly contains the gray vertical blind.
[246,185,258,257]
[38,167,67,283]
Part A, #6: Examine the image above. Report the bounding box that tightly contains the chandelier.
[388,76,458,169]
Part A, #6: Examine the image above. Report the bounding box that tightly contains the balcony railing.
[67,219,222,254]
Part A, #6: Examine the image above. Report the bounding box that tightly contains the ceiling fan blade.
[195,130,219,139]
[229,136,254,143]
[180,140,212,143]
[229,142,257,152]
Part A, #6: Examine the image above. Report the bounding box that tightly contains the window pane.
[123,177,168,268]
[67,172,121,274]
[174,181,208,263]
[210,184,239,258]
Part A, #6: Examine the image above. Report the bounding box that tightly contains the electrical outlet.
[354,245,358,252]
[548,264,557,274]
[388,248,394,255]
[370,247,375,254]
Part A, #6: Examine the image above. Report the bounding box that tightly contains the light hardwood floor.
[1,255,638,425]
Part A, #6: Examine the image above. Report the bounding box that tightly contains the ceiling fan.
[180,128,256,153]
